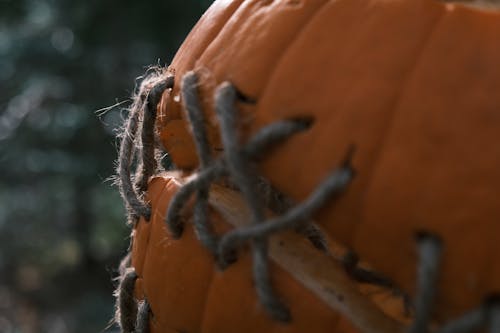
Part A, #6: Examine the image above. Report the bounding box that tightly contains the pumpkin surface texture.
[115,0,500,332]
[129,175,361,333]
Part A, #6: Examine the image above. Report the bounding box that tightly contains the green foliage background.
[0,0,212,331]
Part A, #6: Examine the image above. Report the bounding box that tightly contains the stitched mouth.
[116,67,500,333]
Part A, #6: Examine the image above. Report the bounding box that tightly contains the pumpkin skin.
[131,175,359,333]
[157,0,500,324]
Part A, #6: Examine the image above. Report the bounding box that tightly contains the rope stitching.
[117,268,139,333]
[117,67,174,222]
[115,67,173,332]
[114,69,500,332]
[164,71,355,321]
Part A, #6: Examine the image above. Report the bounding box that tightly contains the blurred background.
[0,0,212,332]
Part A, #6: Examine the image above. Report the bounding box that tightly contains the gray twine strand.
[119,252,132,277]
[490,302,500,333]
[118,74,173,221]
[136,78,173,193]
[117,269,151,333]
[166,160,227,238]
[409,233,442,333]
[118,268,138,333]
[253,178,328,251]
[409,233,500,333]
[215,82,291,321]
[181,72,218,254]
[243,117,311,159]
[118,103,150,220]
[116,71,173,333]
[181,72,212,167]
[135,300,151,333]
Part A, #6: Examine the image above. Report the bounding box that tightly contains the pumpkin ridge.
[354,8,445,251]
[254,0,331,103]
[137,178,170,303]
[170,0,246,78]
[247,0,446,250]
[132,177,171,279]
[193,0,258,72]
[189,0,245,75]
[139,176,220,331]
[157,0,244,142]
[137,178,170,277]
[190,0,331,102]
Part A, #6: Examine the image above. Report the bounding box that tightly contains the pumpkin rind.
[158,0,245,169]
[132,176,359,333]
[158,0,500,323]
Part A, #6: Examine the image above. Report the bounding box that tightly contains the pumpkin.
[116,0,500,332]
[129,174,364,333]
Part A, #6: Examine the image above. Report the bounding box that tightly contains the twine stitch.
[489,301,500,333]
[115,69,173,332]
[117,268,139,333]
[117,68,173,222]
[216,163,354,263]
[114,68,500,332]
[409,232,443,333]
[135,300,151,333]
[342,250,395,289]
[407,233,500,333]
[165,118,318,238]
[180,72,219,254]
[215,81,291,321]
[162,72,355,320]
[136,78,173,193]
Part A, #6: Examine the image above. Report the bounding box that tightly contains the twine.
[180,72,219,254]
[114,69,500,332]
[135,300,151,333]
[409,232,443,333]
[117,67,173,222]
[117,268,138,333]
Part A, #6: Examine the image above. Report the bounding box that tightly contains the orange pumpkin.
[118,0,500,331]
[129,174,363,333]
[158,0,500,324]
